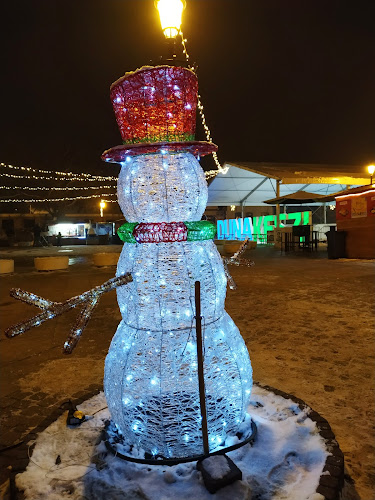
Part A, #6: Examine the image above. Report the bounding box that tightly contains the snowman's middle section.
[104,152,253,459]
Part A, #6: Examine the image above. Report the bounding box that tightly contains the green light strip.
[185,221,217,241]
[124,133,195,145]
[117,220,216,243]
[117,222,138,243]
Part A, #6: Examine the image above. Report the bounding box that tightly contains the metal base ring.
[104,419,257,466]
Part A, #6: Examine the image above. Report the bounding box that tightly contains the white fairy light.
[0,171,116,182]
[0,162,117,181]
[0,193,118,203]
[0,184,116,191]
[0,160,221,186]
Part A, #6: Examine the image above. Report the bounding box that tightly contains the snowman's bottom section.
[104,412,256,465]
[16,387,334,500]
[104,312,253,459]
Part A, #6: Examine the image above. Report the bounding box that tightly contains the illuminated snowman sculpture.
[102,65,253,460]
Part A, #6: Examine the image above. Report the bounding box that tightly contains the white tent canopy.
[207,162,369,207]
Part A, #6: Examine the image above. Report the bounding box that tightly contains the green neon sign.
[216,211,312,241]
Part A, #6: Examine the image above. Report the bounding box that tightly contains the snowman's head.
[117,152,208,223]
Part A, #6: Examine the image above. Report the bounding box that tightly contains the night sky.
[2,0,375,176]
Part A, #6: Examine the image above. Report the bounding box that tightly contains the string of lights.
[0,171,117,182]
[0,185,116,191]
[0,193,118,203]
[180,34,228,177]
[0,163,118,182]
[0,159,221,189]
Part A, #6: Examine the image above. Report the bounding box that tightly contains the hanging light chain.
[0,171,116,183]
[180,33,228,177]
[0,193,118,203]
[0,184,116,191]
[181,35,190,63]
[1,158,223,186]
[0,163,118,182]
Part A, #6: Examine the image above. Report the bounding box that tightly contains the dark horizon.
[2,0,375,176]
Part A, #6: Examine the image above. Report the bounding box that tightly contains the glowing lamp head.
[156,0,185,39]
[99,200,106,217]
[367,164,375,176]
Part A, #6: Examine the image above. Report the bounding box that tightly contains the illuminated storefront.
[48,222,115,242]
[49,223,86,238]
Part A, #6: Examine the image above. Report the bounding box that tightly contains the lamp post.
[367,164,375,185]
[155,0,186,61]
[99,200,106,218]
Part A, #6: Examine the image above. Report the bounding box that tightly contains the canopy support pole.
[276,180,280,228]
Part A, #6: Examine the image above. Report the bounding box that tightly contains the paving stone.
[73,391,90,399]
[19,405,40,415]
[7,446,28,462]
[320,473,340,489]
[317,421,333,431]
[29,392,48,401]
[316,483,339,500]
[38,398,58,408]
[308,410,328,423]
[10,459,30,473]
[0,398,19,409]
[6,391,25,401]
[87,385,102,392]
[326,455,344,467]
[17,399,37,409]
[24,433,38,443]
[0,432,24,449]
[319,429,336,440]
[330,446,344,459]
[323,463,342,478]
[324,385,335,392]
[18,416,43,429]
[6,416,29,428]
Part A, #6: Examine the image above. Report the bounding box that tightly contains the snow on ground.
[16,386,328,500]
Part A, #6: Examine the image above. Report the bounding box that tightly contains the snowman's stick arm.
[9,274,132,311]
[222,238,254,291]
[9,289,55,309]
[4,273,133,339]
[222,258,237,290]
[232,238,249,259]
[63,294,100,354]
[5,302,73,338]
[62,273,133,353]
[68,273,133,302]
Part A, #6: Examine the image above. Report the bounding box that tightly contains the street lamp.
[155,0,186,60]
[100,200,106,218]
[155,0,185,38]
[367,164,375,184]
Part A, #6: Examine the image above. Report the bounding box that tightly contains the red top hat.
[101,65,217,163]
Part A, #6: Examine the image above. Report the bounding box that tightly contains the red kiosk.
[335,185,375,259]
